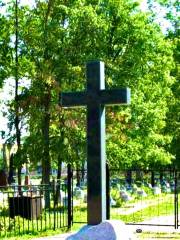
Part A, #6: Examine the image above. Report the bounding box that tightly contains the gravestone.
[120,190,132,202]
[110,196,116,207]
[0,169,8,187]
[74,187,84,200]
[137,189,147,197]
[153,186,161,195]
[60,61,130,225]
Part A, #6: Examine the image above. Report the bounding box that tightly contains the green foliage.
[0,0,177,173]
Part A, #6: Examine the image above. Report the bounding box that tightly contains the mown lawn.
[0,192,179,239]
[72,193,175,224]
[137,232,180,239]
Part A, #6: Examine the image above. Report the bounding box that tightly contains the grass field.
[72,193,176,224]
[0,190,179,239]
[137,232,180,239]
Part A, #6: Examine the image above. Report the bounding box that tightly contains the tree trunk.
[76,165,81,187]
[8,154,14,185]
[15,114,22,189]
[57,156,62,181]
[54,156,62,206]
[126,170,132,185]
[2,143,8,174]
[42,92,51,208]
[15,0,22,190]
[160,171,163,183]
[151,171,155,187]
[42,97,51,185]
[81,162,85,183]
[136,170,143,182]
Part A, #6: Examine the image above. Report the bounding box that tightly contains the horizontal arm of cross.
[60,92,87,107]
[100,88,130,105]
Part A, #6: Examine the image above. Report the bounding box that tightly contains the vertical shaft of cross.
[86,62,106,225]
[60,60,131,226]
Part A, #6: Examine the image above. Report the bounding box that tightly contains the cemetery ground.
[0,171,180,239]
[0,221,180,240]
[30,223,180,240]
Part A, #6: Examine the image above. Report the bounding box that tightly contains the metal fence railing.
[70,167,180,229]
[109,169,180,229]
[71,168,87,224]
[1,167,179,238]
[0,181,69,238]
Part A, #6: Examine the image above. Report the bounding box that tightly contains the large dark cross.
[60,61,130,225]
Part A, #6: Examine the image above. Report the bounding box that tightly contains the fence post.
[52,179,56,230]
[177,178,179,229]
[174,170,178,229]
[106,164,110,220]
[67,164,72,229]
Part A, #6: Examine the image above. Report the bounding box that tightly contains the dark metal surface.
[60,61,130,225]
[106,164,110,220]
[174,170,178,229]
[67,164,73,229]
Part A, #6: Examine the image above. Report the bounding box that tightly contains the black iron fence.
[1,167,179,238]
[109,169,180,229]
[70,168,87,224]
[0,181,69,238]
[70,167,180,229]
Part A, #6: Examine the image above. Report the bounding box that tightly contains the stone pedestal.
[67,220,134,240]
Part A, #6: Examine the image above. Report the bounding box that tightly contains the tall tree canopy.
[0,0,176,183]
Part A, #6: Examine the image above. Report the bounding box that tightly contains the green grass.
[0,228,69,240]
[111,193,175,223]
[137,232,180,239]
[0,221,85,239]
[0,209,69,239]
[72,193,175,224]
[0,193,179,239]
[3,226,180,240]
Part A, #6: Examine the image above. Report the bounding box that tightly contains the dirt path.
[112,195,173,215]
[129,215,180,233]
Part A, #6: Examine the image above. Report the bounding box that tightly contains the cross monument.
[60,61,130,225]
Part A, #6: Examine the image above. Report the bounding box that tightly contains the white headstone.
[153,186,161,195]
[120,190,132,201]
[83,193,87,203]
[66,220,134,240]
[74,187,84,200]
[137,189,147,197]
[0,192,3,203]
[110,196,116,207]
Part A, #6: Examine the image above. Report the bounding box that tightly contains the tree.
[146,0,179,168]
[160,0,180,168]
[0,2,12,87]
[0,0,175,181]
[98,0,174,168]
